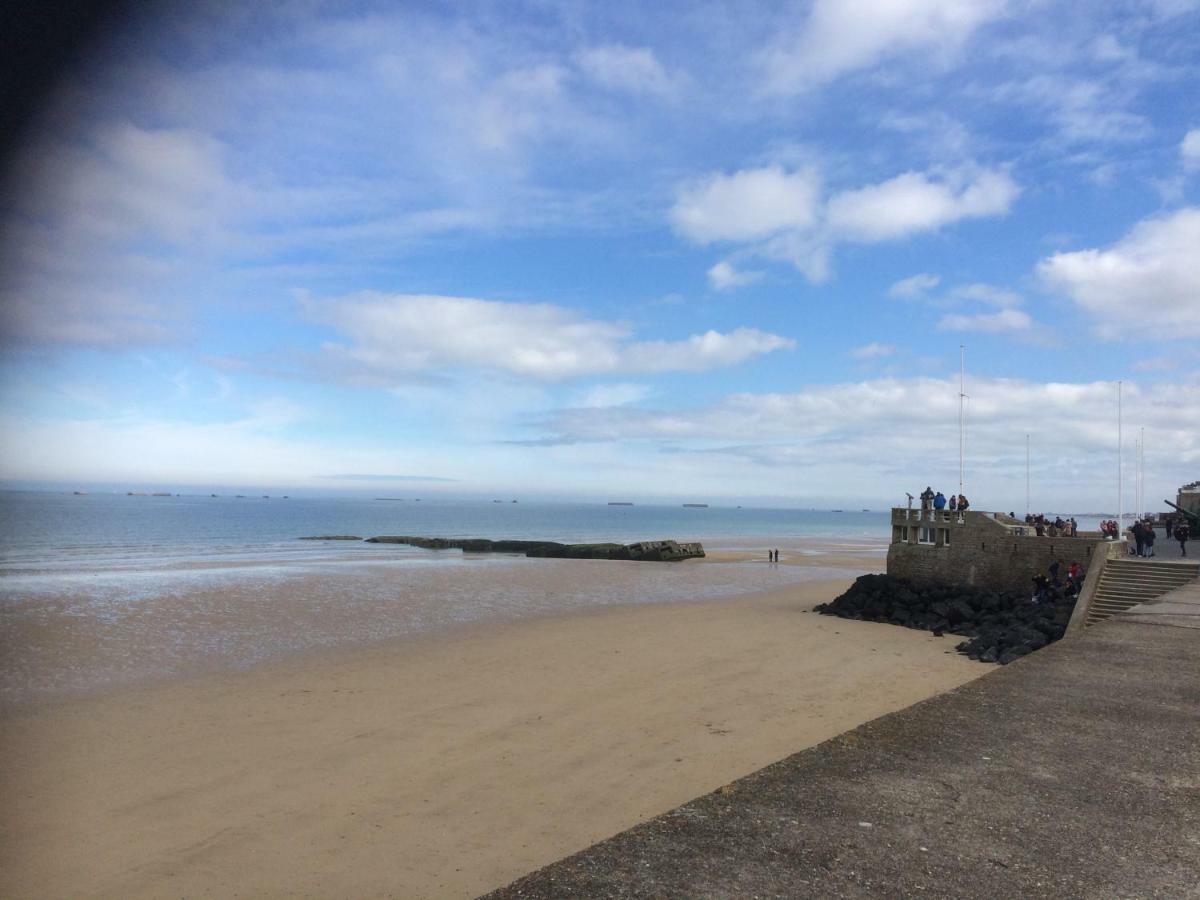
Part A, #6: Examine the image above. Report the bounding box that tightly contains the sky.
[0,0,1198,511]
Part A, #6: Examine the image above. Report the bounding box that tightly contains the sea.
[0,492,886,702]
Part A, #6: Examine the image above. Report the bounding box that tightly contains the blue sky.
[1,0,1198,510]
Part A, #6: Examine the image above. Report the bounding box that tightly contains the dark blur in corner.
[0,0,133,175]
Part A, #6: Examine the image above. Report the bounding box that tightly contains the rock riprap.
[814,573,1079,665]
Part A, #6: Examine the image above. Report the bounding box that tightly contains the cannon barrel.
[1164,500,1200,527]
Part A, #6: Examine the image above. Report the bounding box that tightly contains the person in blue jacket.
[933,491,947,510]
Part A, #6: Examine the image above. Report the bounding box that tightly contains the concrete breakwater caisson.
[363,536,705,561]
[815,573,1077,664]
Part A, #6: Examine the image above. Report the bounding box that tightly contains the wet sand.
[0,559,983,899]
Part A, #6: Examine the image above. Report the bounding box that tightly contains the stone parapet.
[887,507,1112,593]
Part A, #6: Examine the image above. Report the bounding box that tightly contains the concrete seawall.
[485,581,1200,898]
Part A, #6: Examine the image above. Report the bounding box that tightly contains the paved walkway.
[485,582,1200,899]
[1124,531,1192,560]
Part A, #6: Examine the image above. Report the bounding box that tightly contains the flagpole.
[1025,433,1030,517]
[1117,381,1123,533]
[1139,426,1145,519]
[958,345,965,498]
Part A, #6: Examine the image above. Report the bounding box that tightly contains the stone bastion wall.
[886,508,1124,593]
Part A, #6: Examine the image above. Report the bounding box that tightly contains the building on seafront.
[1175,481,1200,516]
[886,507,1125,593]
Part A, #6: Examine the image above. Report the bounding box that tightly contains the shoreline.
[0,547,875,708]
[0,573,985,899]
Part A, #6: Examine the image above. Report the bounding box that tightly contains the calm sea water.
[0,492,890,574]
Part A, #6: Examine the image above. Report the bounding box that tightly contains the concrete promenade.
[485,582,1200,899]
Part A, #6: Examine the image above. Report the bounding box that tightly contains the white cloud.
[670,166,821,244]
[708,260,764,291]
[577,383,651,408]
[827,168,1019,242]
[575,45,682,99]
[850,342,896,359]
[1182,129,1200,170]
[888,273,941,298]
[0,125,234,346]
[674,165,1016,283]
[537,376,1198,461]
[938,308,1032,332]
[986,75,1152,147]
[310,293,794,381]
[761,0,1007,93]
[1038,207,1200,338]
[951,283,1023,308]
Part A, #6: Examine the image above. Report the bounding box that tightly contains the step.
[1103,562,1197,572]
[1106,563,1199,573]
[1098,577,1194,589]
[1095,583,1182,593]
[1102,569,1198,581]
[1094,587,1176,599]
[1106,567,1200,577]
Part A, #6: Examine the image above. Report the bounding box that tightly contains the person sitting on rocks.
[1031,573,1049,604]
[1068,561,1082,582]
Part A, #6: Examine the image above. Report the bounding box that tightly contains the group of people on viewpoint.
[910,484,1191,557]
[919,487,969,512]
[1024,513,1078,537]
[1129,517,1192,557]
[1101,516,1189,557]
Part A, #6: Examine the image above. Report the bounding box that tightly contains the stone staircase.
[1084,558,1200,627]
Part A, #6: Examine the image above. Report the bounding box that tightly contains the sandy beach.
[0,555,984,899]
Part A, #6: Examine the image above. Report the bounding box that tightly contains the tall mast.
[958,345,965,498]
[1025,433,1030,517]
[1139,426,1145,518]
[1117,381,1123,529]
[1133,432,1140,518]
